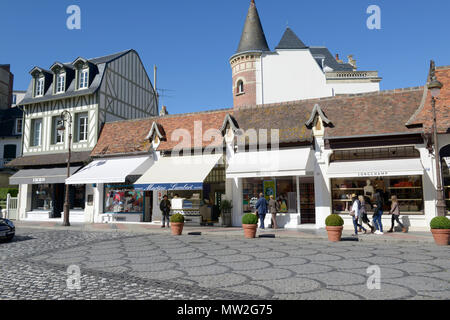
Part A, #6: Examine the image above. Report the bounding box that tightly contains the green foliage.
[430,216,450,229]
[221,199,233,212]
[0,188,18,200]
[170,213,185,223]
[325,214,344,227]
[242,213,258,225]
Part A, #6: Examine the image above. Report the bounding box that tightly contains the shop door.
[144,191,153,222]
[300,183,316,224]
[52,184,65,218]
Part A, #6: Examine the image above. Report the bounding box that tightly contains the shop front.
[226,148,316,228]
[134,154,225,225]
[66,155,153,223]
[440,144,450,214]
[327,155,426,227]
[9,166,86,221]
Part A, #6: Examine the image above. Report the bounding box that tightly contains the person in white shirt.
[351,194,367,236]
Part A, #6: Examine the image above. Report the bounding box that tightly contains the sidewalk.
[13,220,437,244]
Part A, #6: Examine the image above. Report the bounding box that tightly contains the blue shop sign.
[134,183,203,191]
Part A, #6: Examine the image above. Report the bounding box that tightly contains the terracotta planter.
[243,224,257,239]
[171,222,184,236]
[431,229,450,246]
[326,226,344,242]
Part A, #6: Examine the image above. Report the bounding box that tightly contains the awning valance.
[134,154,223,191]
[327,158,424,178]
[226,148,315,179]
[65,156,153,185]
[10,166,81,185]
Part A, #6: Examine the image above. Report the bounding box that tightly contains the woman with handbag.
[268,195,279,229]
[388,195,407,233]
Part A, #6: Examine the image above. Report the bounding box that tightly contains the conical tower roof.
[236,0,270,54]
[275,27,308,50]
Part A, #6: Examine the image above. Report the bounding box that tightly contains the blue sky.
[2,0,449,114]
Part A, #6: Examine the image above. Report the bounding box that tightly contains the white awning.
[226,148,315,179]
[66,156,153,185]
[134,154,223,191]
[327,158,424,178]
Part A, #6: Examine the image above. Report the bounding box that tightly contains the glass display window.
[104,185,144,214]
[442,157,449,213]
[70,185,86,210]
[32,184,54,210]
[331,175,424,215]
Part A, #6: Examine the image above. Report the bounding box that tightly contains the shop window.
[32,184,54,210]
[330,146,420,162]
[441,148,450,214]
[331,176,424,215]
[104,186,144,213]
[69,185,85,210]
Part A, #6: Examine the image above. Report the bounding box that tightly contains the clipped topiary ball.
[325,214,344,227]
[430,216,450,229]
[170,213,185,223]
[242,213,258,225]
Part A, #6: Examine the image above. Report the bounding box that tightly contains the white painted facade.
[254,49,380,105]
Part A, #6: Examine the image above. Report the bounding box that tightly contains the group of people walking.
[350,192,408,236]
[254,193,279,229]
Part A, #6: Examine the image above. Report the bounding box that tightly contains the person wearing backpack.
[388,195,407,233]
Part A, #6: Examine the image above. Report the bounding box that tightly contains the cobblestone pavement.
[1,228,449,300]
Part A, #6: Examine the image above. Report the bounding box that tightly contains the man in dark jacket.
[160,195,171,228]
[255,193,268,229]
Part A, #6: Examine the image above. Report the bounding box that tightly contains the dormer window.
[56,73,66,94]
[79,68,89,89]
[35,77,44,97]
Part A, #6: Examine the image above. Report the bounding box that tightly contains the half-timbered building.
[7,49,159,222]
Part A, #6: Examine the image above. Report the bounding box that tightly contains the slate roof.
[406,66,450,133]
[275,27,308,50]
[19,49,133,106]
[91,109,231,157]
[236,0,270,54]
[0,107,23,138]
[309,47,354,72]
[6,151,91,169]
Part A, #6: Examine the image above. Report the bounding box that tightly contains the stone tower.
[230,0,270,108]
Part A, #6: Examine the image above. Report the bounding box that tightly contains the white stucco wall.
[329,81,380,95]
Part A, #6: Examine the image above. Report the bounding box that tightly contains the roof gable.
[275,27,308,50]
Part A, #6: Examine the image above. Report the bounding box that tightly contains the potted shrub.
[220,199,233,227]
[430,216,450,246]
[170,213,185,236]
[325,214,344,242]
[242,213,258,239]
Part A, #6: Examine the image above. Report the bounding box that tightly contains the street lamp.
[428,60,446,217]
[57,110,73,226]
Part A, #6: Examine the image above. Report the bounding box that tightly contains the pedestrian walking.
[359,195,375,233]
[268,195,279,229]
[350,194,367,236]
[388,195,407,233]
[255,193,268,229]
[372,191,384,234]
[159,195,171,228]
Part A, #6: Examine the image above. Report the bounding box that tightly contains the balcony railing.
[325,71,380,80]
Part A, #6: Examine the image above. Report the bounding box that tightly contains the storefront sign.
[357,171,389,177]
[135,183,203,191]
[33,177,46,183]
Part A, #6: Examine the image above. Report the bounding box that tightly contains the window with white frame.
[56,73,66,93]
[53,117,64,144]
[15,118,22,135]
[31,119,42,146]
[12,94,17,105]
[79,68,89,89]
[35,77,45,97]
[77,113,88,142]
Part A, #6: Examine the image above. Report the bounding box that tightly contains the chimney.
[159,105,168,116]
[347,55,357,70]
[335,54,343,64]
